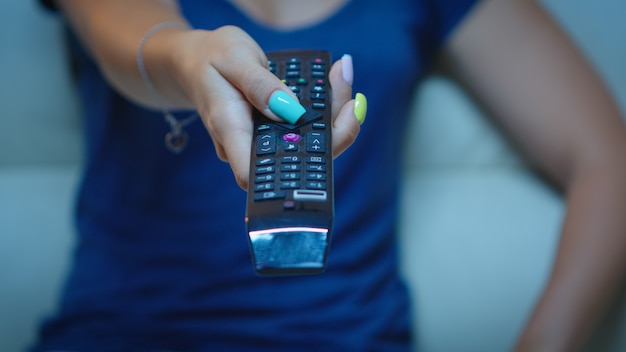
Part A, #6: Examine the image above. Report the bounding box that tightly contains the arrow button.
[306,132,326,153]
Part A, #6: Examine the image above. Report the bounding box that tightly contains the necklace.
[163,112,198,153]
[137,22,199,154]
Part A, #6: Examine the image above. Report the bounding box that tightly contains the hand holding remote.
[245,50,363,275]
[175,27,361,189]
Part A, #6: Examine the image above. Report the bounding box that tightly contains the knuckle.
[242,70,273,103]
[344,123,360,146]
[234,171,249,190]
[346,130,358,147]
[334,124,360,154]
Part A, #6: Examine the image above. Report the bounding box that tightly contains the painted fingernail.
[268,90,306,124]
[342,54,353,86]
[354,92,367,125]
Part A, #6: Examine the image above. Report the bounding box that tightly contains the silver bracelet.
[136,21,199,154]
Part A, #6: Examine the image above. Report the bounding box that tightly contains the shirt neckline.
[223,0,353,33]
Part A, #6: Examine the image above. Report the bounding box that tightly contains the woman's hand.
[171,26,362,189]
[55,0,363,190]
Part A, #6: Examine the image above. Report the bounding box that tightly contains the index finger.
[211,35,306,124]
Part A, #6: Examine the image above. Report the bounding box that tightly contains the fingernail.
[268,90,306,124]
[342,54,353,86]
[354,92,367,125]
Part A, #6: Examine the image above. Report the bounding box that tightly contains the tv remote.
[245,50,334,276]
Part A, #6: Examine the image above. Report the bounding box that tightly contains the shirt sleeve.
[39,0,58,12]
[424,0,480,47]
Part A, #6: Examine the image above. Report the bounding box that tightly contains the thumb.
[329,54,365,158]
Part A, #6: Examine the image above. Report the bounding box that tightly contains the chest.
[226,0,350,30]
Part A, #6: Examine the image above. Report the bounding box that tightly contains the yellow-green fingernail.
[354,92,367,125]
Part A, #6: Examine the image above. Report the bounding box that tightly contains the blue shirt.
[35,0,477,350]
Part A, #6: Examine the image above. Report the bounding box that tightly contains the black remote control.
[245,50,334,276]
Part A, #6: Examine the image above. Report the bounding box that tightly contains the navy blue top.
[35,0,477,351]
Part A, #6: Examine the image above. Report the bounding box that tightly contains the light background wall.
[0,1,624,351]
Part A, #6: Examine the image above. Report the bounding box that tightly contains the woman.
[35,0,626,350]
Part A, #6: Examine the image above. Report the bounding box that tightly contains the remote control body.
[245,50,334,276]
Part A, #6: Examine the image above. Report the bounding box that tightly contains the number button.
[281,164,301,172]
[281,172,301,181]
[282,156,301,163]
[255,183,274,192]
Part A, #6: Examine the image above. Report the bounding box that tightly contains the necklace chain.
[137,21,199,153]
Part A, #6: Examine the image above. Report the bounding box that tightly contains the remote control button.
[314,79,325,86]
[307,132,326,153]
[306,164,326,172]
[281,156,301,163]
[312,122,326,129]
[311,86,326,93]
[307,173,327,181]
[254,183,274,192]
[255,174,275,183]
[289,86,301,93]
[311,71,325,78]
[284,143,299,152]
[312,103,326,110]
[256,157,276,166]
[281,164,301,171]
[280,181,301,189]
[255,166,275,174]
[282,133,301,142]
[297,78,308,85]
[288,58,301,64]
[286,63,300,71]
[257,124,271,132]
[311,93,326,101]
[311,64,325,71]
[306,181,326,190]
[256,133,276,155]
[254,191,286,201]
[286,70,300,78]
[294,189,327,202]
[311,58,325,65]
[281,172,301,180]
[306,156,326,164]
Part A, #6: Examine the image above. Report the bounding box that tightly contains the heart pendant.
[165,131,189,154]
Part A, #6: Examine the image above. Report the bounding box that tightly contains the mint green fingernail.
[268,91,305,124]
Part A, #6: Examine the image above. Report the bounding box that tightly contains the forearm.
[445,0,626,350]
[56,0,193,109]
[516,160,626,351]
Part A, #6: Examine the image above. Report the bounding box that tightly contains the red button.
[283,133,301,142]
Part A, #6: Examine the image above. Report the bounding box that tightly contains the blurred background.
[0,1,624,351]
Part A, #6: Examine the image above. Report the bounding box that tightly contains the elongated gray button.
[293,189,327,202]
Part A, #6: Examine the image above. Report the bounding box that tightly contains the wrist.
[140,23,197,110]
[169,29,214,112]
